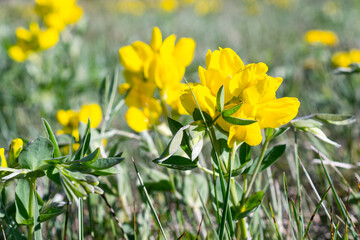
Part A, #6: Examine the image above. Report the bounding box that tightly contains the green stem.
[242,134,270,201]
[28,179,35,240]
[238,131,271,239]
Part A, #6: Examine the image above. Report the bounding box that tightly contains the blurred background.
[1,0,360,239]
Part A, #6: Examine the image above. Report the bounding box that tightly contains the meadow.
[0,0,360,239]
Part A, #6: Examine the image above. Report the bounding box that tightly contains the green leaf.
[73,120,91,161]
[87,157,124,170]
[15,179,30,224]
[156,125,189,162]
[221,103,242,117]
[314,114,356,125]
[192,108,213,124]
[239,143,251,165]
[42,119,61,158]
[303,127,341,147]
[168,118,192,157]
[271,127,289,139]
[291,119,322,128]
[232,191,264,220]
[79,148,100,164]
[216,85,225,112]
[246,145,286,174]
[154,155,198,170]
[191,138,203,161]
[227,160,254,177]
[222,116,257,126]
[18,137,54,171]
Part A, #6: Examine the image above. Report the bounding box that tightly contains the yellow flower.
[332,51,351,68]
[0,148,7,168]
[35,0,83,31]
[8,22,59,62]
[332,49,360,68]
[8,138,23,167]
[118,26,196,128]
[124,89,162,132]
[56,103,102,140]
[304,30,338,46]
[180,48,300,147]
[0,138,24,168]
[159,0,179,12]
[79,104,103,128]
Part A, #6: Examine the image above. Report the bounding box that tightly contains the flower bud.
[8,138,23,167]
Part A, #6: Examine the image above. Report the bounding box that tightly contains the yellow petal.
[256,97,300,128]
[57,109,78,127]
[119,45,144,72]
[15,27,31,41]
[132,41,153,62]
[125,107,149,132]
[173,38,196,67]
[0,148,7,168]
[150,27,162,51]
[38,28,59,50]
[8,45,28,62]
[44,13,66,31]
[180,84,217,117]
[160,34,176,56]
[227,122,262,147]
[219,48,244,76]
[79,104,103,128]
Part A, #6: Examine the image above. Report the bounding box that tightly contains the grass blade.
[197,188,219,240]
[302,186,331,239]
[132,159,168,240]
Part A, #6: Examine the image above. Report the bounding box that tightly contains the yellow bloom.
[180,48,300,147]
[159,0,179,12]
[119,26,195,90]
[0,148,7,168]
[118,26,196,126]
[332,49,360,68]
[56,103,102,140]
[332,51,351,68]
[304,30,338,46]
[35,0,83,31]
[8,22,59,62]
[124,89,162,132]
[79,104,103,128]
[8,138,23,167]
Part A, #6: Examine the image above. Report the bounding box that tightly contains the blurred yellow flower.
[160,0,179,12]
[304,30,338,46]
[0,138,24,168]
[8,22,59,62]
[180,48,300,147]
[57,104,102,140]
[332,49,360,68]
[0,148,7,168]
[118,26,195,131]
[79,104,103,128]
[35,0,83,31]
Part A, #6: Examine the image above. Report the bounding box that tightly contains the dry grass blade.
[196,216,204,240]
[302,186,331,240]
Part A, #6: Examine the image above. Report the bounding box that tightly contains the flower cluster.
[0,139,23,168]
[57,103,103,141]
[34,0,83,31]
[8,22,59,62]
[180,48,300,147]
[8,0,82,62]
[332,49,360,68]
[304,30,338,46]
[116,0,222,15]
[118,26,195,132]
